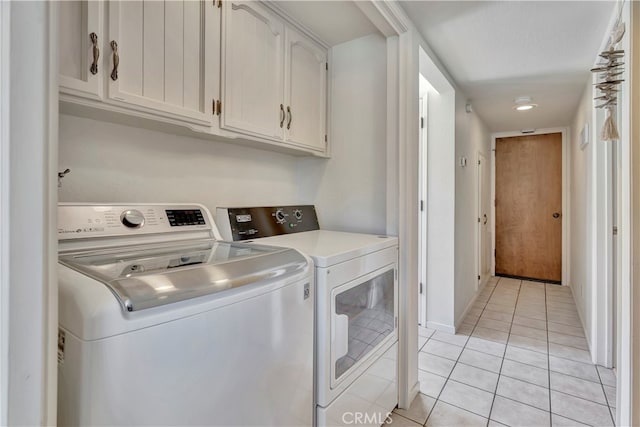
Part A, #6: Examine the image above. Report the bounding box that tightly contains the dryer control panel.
[217,205,319,241]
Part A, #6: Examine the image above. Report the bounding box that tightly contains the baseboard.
[426,321,455,334]
[401,381,420,410]
[568,283,594,361]
[454,278,490,331]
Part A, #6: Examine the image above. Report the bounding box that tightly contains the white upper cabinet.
[221,1,285,141]
[106,0,212,125]
[220,1,328,153]
[58,1,104,99]
[284,27,327,153]
[58,0,329,156]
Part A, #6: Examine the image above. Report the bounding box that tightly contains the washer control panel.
[218,205,319,241]
[58,204,211,240]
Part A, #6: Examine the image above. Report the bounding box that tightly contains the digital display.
[165,209,206,227]
[236,214,252,223]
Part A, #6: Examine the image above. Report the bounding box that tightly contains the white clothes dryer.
[217,205,399,427]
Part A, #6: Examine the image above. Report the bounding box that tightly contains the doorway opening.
[416,45,455,331]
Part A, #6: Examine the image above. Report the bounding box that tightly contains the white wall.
[569,77,594,348]
[296,33,388,234]
[416,42,492,331]
[7,2,58,424]
[58,115,301,213]
[59,35,390,237]
[454,93,491,324]
[418,46,457,331]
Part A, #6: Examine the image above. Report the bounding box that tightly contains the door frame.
[418,94,428,326]
[0,0,9,422]
[2,2,59,424]
[490,128,569,286]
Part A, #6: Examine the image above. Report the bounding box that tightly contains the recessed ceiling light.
[513,96,537,111]
[515,104,535,111]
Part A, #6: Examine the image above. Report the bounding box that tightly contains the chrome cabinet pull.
[89,32,99,75]
[110,40,119,81]
[287,106,292,130]
[279,104,285,128]
[483,214,487,225]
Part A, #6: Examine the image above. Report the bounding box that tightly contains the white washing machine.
[217,206,398,427]
[57,203,314,426]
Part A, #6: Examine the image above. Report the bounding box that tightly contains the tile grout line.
[418,360,611,408]
[418,354,610,398]
[424,278,499,426]
[417,321,475,425]
[594,360,617,426]
[486,278,522,426]
[415,281,613,427]
[468,279,501,427]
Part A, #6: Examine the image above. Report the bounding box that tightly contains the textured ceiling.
[400,1,616,132]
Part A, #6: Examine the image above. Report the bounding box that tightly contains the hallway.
[391,277,617,427]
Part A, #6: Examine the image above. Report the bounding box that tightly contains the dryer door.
[330,266,396,387]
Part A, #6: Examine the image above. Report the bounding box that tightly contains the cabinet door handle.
[287,106,292,130]
[279,104,285,128]
[110,40,119,81]
[89,32,99,75]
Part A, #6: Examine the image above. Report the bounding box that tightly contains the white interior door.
[221,0,284,141]
[284,27,327,152]
[418,96,427,326]
[478,152,490,287]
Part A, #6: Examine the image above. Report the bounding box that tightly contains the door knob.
[553,212,561,218]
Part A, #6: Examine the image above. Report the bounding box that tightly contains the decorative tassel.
[590,10,625,142]
[601,107,619,141]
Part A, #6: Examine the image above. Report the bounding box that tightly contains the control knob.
[274,209,286,223]
[293,209,303,220]
[121,209,145,228]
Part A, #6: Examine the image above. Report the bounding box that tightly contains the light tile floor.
[389,277,617,427]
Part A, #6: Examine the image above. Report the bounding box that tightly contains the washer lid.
[59,239,308,312]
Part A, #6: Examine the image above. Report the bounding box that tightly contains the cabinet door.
[221,1,284,141]
[284,28,327,153]
[204,0,222,130]
[107,0,210,125]
[59,1,103,99]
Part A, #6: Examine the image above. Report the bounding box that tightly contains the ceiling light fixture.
[513,96,537,111]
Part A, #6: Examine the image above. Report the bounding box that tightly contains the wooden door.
[107,0,211,125]
[284,27,327,153]
[495,133,562,282]
[58,0,104,99]
[221,0,284,141]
